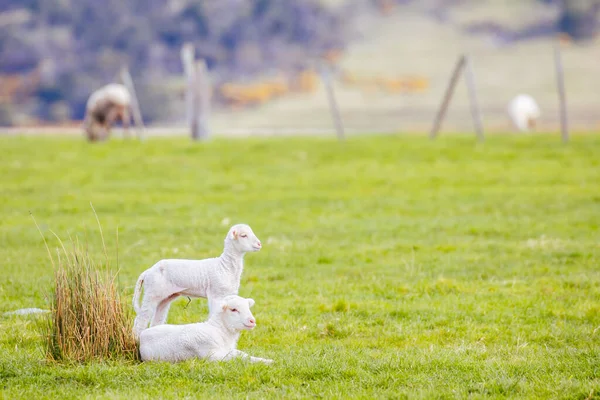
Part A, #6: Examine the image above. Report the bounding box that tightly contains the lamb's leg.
[211,349,273,364]
[105,107,119,128]
[133,297,161,338]
[206,350,237,362]
[104,107,121,139]
[150,293,179,326]
[247,355,274,364]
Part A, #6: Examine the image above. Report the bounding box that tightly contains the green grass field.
[1,134,599,399]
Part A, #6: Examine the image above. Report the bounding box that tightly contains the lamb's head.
[224,224,261,253]
[83,118,108,142]
[219,295,256,331]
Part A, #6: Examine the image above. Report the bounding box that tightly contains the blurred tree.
[557,0,600,40]
[0,0,350,123]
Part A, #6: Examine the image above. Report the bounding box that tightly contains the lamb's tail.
[132,271,146,314]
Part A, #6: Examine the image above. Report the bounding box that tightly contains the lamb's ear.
[229,229,238,240]
[247,298,255,308]
[221,301,229,312]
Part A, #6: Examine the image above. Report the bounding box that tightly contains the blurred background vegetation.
[0,0,598,127]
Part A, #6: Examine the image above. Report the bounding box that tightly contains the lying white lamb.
[139,295,273,364]
[132,224,262,338]
[507,94,541,132]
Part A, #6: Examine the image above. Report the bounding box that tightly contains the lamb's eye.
[231,308,238,312]
[240,234,247,238]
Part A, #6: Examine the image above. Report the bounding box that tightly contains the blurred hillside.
[207,0,600,135]
[0,0,356,125]
[0,0,598,130]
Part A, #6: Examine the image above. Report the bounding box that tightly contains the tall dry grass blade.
[90,202,108,263]
[116,227,119,270]
[49,229,72,268]
[30,212,54,269]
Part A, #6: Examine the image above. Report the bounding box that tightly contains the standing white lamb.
[507,94,541,132]
[83,83,132,141]
[132,224,262,338]
[139,295,273,364]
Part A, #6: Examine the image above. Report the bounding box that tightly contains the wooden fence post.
[320,65,345,141]
[181,43,211,141]
[181,43,195,135]
[553,42,569,143]
[430,54,467,139]
[192,60,211,141]
[464,55,484,141]
[120,66,145,140]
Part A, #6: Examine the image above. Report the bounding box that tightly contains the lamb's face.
[227,224,262,253]
[221,295,256,331]
[84,121,108,142]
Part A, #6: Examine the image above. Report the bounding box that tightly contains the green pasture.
[0,134,599,399]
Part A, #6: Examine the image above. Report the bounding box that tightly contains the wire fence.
[140,43,600,138]
[3,2,600,138]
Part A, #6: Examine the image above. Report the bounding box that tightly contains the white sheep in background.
[83,83,132,141]
[507,94,541,132]
[139,295,273,364]
[132,224,262,338]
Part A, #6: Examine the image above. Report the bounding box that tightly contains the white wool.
[86,83,131,111]
[132,224,262,338]
[508,94,541,132]
[139,295,273,364]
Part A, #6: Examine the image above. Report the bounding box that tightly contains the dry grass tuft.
[33,210,138,363]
